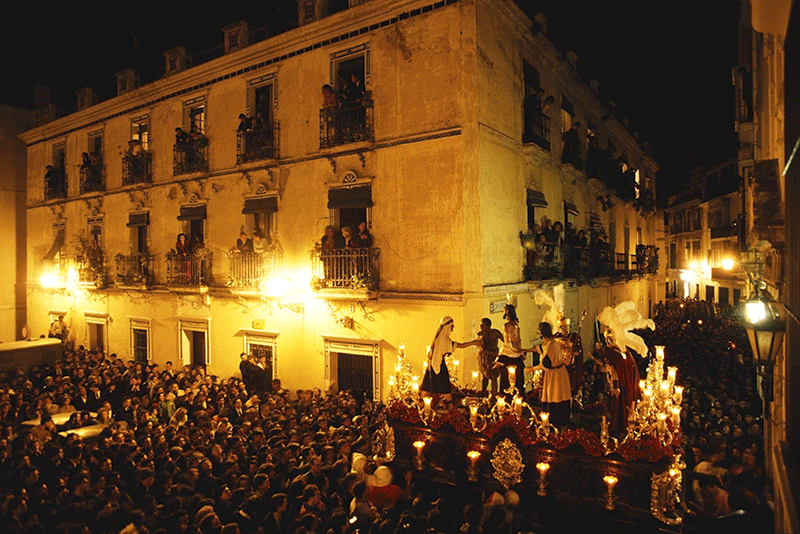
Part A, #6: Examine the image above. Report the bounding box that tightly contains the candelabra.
[626,345,681,446]
[387,345,420,407]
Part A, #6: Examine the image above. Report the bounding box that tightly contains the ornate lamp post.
[740,280,785,419]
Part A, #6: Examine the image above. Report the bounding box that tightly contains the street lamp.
[740,280,784,417]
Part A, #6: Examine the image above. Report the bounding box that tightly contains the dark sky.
[1,0,738,194]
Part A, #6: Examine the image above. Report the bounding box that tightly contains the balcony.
[523,113,551,151]
[45,168,67,200]
[165,250,213,286]
[311,248,380,290]
[173,138,209,175]
[236,123,279,164]
[319,98,374,149]
[710,224,737,240]
[74,250,107,287]
[122,152,153,185]
[227,251,282,288]
[79,164,105,194]
[523,241,562,281]
[115,253,155,286]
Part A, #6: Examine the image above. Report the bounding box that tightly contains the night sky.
[1,0,739,196]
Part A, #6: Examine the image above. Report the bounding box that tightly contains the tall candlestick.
[540,411,550,431]
[600,415,609,439]
[496,397,506,415]
[514,396,522,417]
[423,397,432,414]
[655,345,665,361]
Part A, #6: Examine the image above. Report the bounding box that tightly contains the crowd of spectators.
[647,298,772,531]
[0,346,538,534]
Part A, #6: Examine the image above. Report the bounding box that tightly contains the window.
[127,212,149,256]
[248,77,275,125]
[561,96,575,133]
[242,194,277,245]
[88,216,104,248]
[321,44,373,148]
[244,333,278,381]
[527,190,548,231]
[185,98,206,134]
[324,337,380,401]
[130,318,151,362]
[132,116,150,150]
[85,313,108,353]
[179,319,209,368]
[328,183,372,231]
[178,203,207,247]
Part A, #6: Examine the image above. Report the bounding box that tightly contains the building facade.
[0,105,34,342]
[19,0,662,399]
[664,160,744,306]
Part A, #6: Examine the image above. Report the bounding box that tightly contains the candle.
[639,379,646,392]
[467,450,480,467]
[657,412,667,435]
[470,404,478,425]
[423,397,432,414]
[472,371,479,382]
[496,397,506,415]
[673,385,683,404]
[655,345,665,361]
[514,396,522,417]
[536,462,550,475]
[540,411,550,430]
[603,475,618,489]
[671,405,681,427]
[413,440,425,457]
[667,366,677,383]
[600,415,608,439]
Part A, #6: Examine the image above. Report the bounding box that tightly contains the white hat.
[373,465,392,488]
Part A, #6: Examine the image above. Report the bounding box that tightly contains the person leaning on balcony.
[234,232,254,253]
[176,233,190,256]
[356,222,372,248]
[252,230,267,254]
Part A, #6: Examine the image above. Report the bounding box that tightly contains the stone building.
[664,160,743,305]
[19,0,662,398]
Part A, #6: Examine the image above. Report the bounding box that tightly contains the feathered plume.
[597,300,655,357]
[534,287,562,331]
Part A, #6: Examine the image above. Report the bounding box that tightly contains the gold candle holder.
[412,440,425,470]
[536,462,550,496]
[467,450,481,482]
[603,475,618,510]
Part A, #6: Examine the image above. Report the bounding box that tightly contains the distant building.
[664,160,743,306]
[19,0,662,397]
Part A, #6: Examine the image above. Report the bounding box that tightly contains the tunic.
[540,338,572,403]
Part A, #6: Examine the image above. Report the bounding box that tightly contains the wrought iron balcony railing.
[227,251,283,288]
[311,247,380,290]
[523,113,551,151]
[319,98,374,149]
[122,152,153,185]
[165,250,212,286]
[45,168,67,200]
[79,164,105,194]
[173,138,209,175]
[115,253,155,286]
[236,123,279,164]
